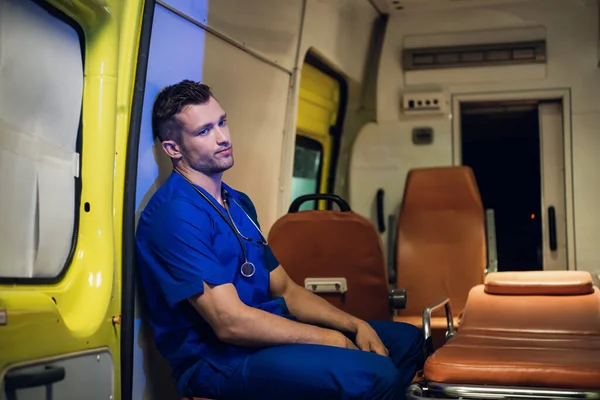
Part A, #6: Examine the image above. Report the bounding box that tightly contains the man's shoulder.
[138,174,211,235]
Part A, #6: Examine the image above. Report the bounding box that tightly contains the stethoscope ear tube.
[224,191,269,245]
[178,173,256,277]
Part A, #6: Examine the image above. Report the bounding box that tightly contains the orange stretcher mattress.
[425,332,600,389]
[423,271,600,390]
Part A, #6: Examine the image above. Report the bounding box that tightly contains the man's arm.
[269,265,389,356]
[233,191,362,334]
[269,266,362,334]
[188,281,357,349]
[227,191,377,351]
[144,198,355,350]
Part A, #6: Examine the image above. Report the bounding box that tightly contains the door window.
[0,0,83,279]
[291,135,323,210]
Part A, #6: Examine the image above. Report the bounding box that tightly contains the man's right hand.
[325,331,359,350]
[343,336,359,350]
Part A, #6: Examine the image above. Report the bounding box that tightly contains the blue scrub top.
[136,172,293,393]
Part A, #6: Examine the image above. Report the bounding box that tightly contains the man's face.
[166,97,234,175]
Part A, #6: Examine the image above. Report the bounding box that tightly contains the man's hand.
[268,267,383,354]
[324,331,359,350]
[354,321,388,357]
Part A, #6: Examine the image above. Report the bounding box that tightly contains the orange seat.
[268,194,406,321]
[407,271,600,399]
[393,166,486,344]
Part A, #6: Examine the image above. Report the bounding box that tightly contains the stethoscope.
[179,173,268,278]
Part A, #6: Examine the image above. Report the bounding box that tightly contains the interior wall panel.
[203,33,291,232]
[206,0,303,71]
[351,0,600,273]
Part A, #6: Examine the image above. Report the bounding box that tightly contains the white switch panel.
[402,91,447,115]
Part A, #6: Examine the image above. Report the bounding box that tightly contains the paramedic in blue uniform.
[136,80,424,400]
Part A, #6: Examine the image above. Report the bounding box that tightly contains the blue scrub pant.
[188,320,425,399]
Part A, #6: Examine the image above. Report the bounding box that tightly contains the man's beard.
[189,155,234,176]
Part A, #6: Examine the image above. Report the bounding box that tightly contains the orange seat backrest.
[268,209,392,321]
[396,166,486,317]
[459,271,600,336]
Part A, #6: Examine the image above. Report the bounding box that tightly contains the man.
[136,79,424,400]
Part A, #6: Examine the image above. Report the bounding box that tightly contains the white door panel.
[539,102,568,270]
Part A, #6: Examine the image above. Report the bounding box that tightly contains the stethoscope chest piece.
[179,172,264,280]
[240,261,255,278]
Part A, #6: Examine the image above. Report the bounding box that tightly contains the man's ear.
[161,140,183,160]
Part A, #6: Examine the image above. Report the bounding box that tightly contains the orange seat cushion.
[457,285,600,335]
[485,270,595,295]
[424,280,600,389]
[268,210,391,321]
[395,166,486,320]
[425,332,600,389]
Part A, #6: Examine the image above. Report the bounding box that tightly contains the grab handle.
[288,194,351,213]
[5,365,65,400]
[548,206,557,251]
[376,189,386,233]
[422,297,456,357]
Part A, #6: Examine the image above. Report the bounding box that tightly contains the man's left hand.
[354,321,388,357]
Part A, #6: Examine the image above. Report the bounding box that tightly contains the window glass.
[291,135,322,211]
[0,0,83,278]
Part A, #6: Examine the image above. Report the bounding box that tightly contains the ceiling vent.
[403,40,546,71]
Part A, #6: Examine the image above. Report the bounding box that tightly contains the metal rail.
[407,382,600,400]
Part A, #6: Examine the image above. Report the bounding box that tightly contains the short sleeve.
[138,199,233,308]
[234,191,280,272]
[263,245,281,272]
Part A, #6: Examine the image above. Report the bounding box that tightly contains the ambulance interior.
[1,0,600,399]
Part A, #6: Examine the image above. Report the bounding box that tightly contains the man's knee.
[407,323,425,351]
[367,359,401,399]
[368,319,424,347]
[341,356,400,400]
[403,323,426,370]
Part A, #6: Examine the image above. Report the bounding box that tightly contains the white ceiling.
[371,0,544,14]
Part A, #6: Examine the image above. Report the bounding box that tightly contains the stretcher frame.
[406,298,600,400]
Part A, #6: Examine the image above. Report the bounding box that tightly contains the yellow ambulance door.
[0,0,143,399]
[292,55,344,210]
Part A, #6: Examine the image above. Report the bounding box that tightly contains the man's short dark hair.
[152,79,213,142]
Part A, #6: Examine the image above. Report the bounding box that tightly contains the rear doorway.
[290,52,347,211]
[458,99,568,272]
